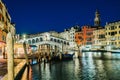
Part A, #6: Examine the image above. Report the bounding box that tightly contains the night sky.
[3,0,120,34]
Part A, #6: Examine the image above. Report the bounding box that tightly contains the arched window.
[40,38,43,41]
[36,38,39,43]
[32,39,35,44]
[57,40,60,43]
[54,39,56,42]
[67,42,69,45]
[28,40,31,44]
[64,41,66,45]
[61,40,63,43]
[50,38,53,41]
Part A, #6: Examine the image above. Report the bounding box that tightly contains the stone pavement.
[0,57,7,80]
[0,57,22,79]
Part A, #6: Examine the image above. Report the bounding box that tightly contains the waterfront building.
[0,0,15,56]
[61,25,80,49]
[75,10,103,50]
[75,25,98,50]
[93,29,106,49]
[82,26,96,48]
[105,21,120,49]
[59,29,70,40]
[75,30,83,46]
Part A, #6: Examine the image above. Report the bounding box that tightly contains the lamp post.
[23,34,26,41]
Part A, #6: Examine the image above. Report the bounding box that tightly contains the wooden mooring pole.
[23,42,31,80]
[6,32,14,80]
[23,42,29,65]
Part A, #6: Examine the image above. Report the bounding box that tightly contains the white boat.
[109,49,120,53]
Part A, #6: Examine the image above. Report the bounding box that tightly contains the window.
[67,42,69,45]
[111,42,114,45]
[73,36,74,38]
[111,26,115,30]
[36,38,39,43]
[99,35,105,39]
[58,40,60,43]
[28,40,31,44]
[54,39,56,42]
[115,42,117,45]
[111,32,116,36]
[0,8,2,13]
[87,38,92,41]
[106,32,107,35]
[1,16,4,22]
[40,38,43,41]
[32,39,35,43]
[86,42,92,45]
[119,36,120,40]
[2,35,5,41]
[50,38,53,41]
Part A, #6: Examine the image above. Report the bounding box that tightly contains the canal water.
[32,52,120,80]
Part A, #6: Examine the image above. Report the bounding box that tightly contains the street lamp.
[23,34,26,41]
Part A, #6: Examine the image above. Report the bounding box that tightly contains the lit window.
[0,8,2,13]
[106,32,107,35]
[2,35,5,41]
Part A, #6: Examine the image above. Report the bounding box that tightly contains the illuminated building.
[75,10,103,50]
[82,26,96,46]
[105,21,120,49]
[93,29,106,49]
[61,25,80,49]
[75,31,83,46]
[0,0,15,56]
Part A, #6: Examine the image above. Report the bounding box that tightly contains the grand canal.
[32,52,120,80]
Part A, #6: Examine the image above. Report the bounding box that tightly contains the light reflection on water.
[32,52,120,80]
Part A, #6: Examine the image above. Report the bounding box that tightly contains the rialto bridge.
[18,32,70,55]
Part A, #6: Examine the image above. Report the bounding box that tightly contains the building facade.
[75,31,83,46]
[67,26,80,49]
[82,26,96,46]
[93,29,106,49]
[75,10,103,50]
[105,21,120,49]
[0,0,15,56]
[59,30,70,40]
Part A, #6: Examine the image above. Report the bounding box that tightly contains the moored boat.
[109,50,120,53]
[51,52,74,61]
[62,53,74,60]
